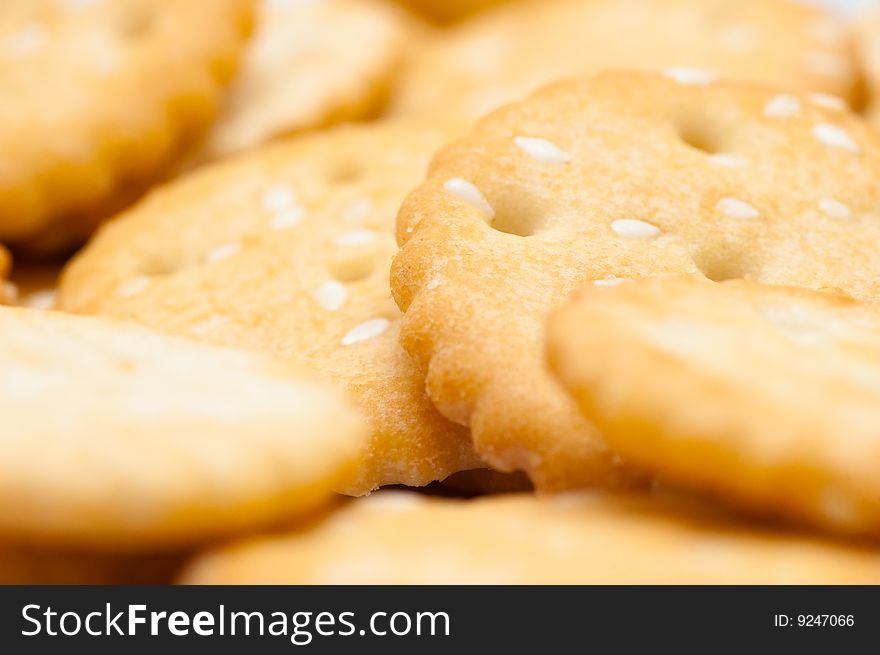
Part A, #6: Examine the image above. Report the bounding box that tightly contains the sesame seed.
[115,276,150,298]
[812,123,859,153]
[190,315,230,336]
[334,230,377,247]
[4,25,47,58]
[719,25,756,53]
[593,278,627,287]
[809,93,846,111]
[262,185,296,214]
[341,318,390,346]
[205,243,240,263]
[764,95,801,119]
[662,68,717,85]
[716,197,760,220]
[270,207,305,230]
[314,281,348,311]
[819,197,852,220]
[611,219,661,240]
[343,198,374,223]
[806,52,849,78]
[443,178,494,218]
[514,136,572,164]
[708,154,749,169]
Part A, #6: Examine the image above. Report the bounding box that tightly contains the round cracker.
[394,0,857,119]
[392,71,880,490]
[201,0,412,160]
[549,277,880,536]
[0,0,254,253]
[59,122,480,496]
[181,492,880,584]
[0,306,364,550]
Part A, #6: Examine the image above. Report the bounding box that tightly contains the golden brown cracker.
[181,492,880,584]
[0,306,364,550]
[59,122,480,496]
[0,0,254,253]
[202,0,411,160]
[392,71,880,490]
[394,0,857,119]
[549,276,880,537]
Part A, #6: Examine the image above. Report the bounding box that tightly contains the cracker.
[59,122,480,496]
[548,277,880,536]
[201,0,411,160]
[0,306,364,550]
[181,492,880,584]
[392,71,880,490]
[0,0,254,254]
[393,0,857,119]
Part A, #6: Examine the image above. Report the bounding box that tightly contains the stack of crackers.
[2,0,880,584]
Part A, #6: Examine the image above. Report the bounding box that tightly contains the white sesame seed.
[205,243,240,263]
[190,315,230,336]
[23,289,56,310]
[719,25,756,53]
[610,219,661,240]
[314,281,348,311]
[809,93,846,111]
[343,198,374,223]
[334,230,377,247]
[707,153,749,169]
[115,276,150,298]
[819,197,852,220]
[514,136,572,164]
[812,123,860,153]
[662,68,717,85]
[593,278,627,287]
[426,276,442,290]
[262,185,296,214]
[269,207,305,230]
[62,0,102,11]
[443,178,494,218]
[4,25,47,58]
[811,18,845,46]
[716,197,760,220]
[806,52,849,78]
[764,95,801,119]
[341,318,390,346]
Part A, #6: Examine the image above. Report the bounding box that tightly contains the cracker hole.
[120,9,155,39]
[138,255,185,277]
[692,249,751,283]
[327,161,364,186]
[491,214,538,237]
[488,197,546,237]
[676,118,723,155]
[328,253,377,283]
